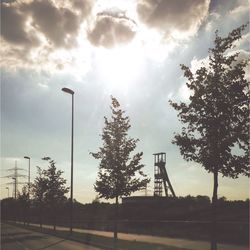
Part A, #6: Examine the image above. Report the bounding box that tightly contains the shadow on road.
[1,232,31,237]
[38,239,66,249]
[2,234,48,244]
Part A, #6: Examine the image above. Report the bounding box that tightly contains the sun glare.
[45,0,177,85]
[96,44,144,90]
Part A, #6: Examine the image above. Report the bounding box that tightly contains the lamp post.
[62,87,74,235]
[12,177,17,223]
[6,187,9,198]
[24,156,31,196]
[12,177,17,199]
[24,156,31,225]
[5,187,9,221]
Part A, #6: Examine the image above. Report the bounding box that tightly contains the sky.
[1,0,249,203]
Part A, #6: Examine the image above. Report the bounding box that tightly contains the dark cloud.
[209,0,238,13]
[1,0,92,48]
[97,7,137,26]
[137,0,209,38]
[1,3,39,47]
[0,0,93,68]
[23,0,90,48]
[1,0,16,3]
[71,0,92,16]
[88,10,136,48]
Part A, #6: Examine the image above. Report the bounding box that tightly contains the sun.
[95,43,145,90]
[52,0,177,84]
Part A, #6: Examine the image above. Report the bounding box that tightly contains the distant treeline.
[1,195,249,222]
[1,195,248,244]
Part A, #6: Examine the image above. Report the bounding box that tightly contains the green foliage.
[170,24,249,178]
[91,96,150,200]
[31,160,69,208]
[18,185,29,203]
[43,160,69,207]
[31,166,47,205]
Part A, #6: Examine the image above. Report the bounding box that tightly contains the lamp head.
[62,87,74,95]
[24,156,30,160]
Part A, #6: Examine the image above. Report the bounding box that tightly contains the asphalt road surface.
[1,223,101,250]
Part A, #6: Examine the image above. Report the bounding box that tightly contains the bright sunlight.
[95,43,145,90]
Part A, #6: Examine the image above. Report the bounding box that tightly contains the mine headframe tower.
[153,152,176,197]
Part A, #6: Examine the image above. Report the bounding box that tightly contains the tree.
[42,159,69,230]
[91,96,150,241]
[31,166,47,228]
[92,195,100,204]
[170,24,249,250]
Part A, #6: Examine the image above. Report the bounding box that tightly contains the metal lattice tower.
[5,161,27,198]
[153,153,176,197]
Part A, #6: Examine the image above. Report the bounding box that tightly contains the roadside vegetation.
[1,195,248,245]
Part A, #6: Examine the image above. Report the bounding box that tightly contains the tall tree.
[43,159,69,230]
[91,96,150,241]
[170,24,249,250]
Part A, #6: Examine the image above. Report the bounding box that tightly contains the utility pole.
[5,161,27,198]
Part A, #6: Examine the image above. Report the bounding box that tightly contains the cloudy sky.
[1,0,249,203]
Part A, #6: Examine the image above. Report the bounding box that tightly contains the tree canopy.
[31,166,47,206]
[91,96,150,200]
[43,159,69,206]
[170,24,249,178]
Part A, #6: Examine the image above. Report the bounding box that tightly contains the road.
[25,222,248,250]
[1,223,101,250]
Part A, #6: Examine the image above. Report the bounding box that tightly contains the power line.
[3,160,27,198]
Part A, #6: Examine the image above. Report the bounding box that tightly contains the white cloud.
[190,56,209,73]
[229,3,249,16]
[205,12,221,32]
[38,82,49,89]
[178,82,192,102]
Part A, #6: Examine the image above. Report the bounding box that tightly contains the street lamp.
[12,177,17,199]
[24,156,31,226]
[24,156,31,196]
[62,87,74,235]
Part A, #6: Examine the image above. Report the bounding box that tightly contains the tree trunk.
[40,204,43,229]
[27,201,30,226]
[211,169,218,250]
[23,209,25,225]
[52,207,56,231]
[113,196,119,248]
[54,213,56,231]
[114,196,118,239]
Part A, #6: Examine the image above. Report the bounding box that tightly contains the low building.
[122,196,171,204]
